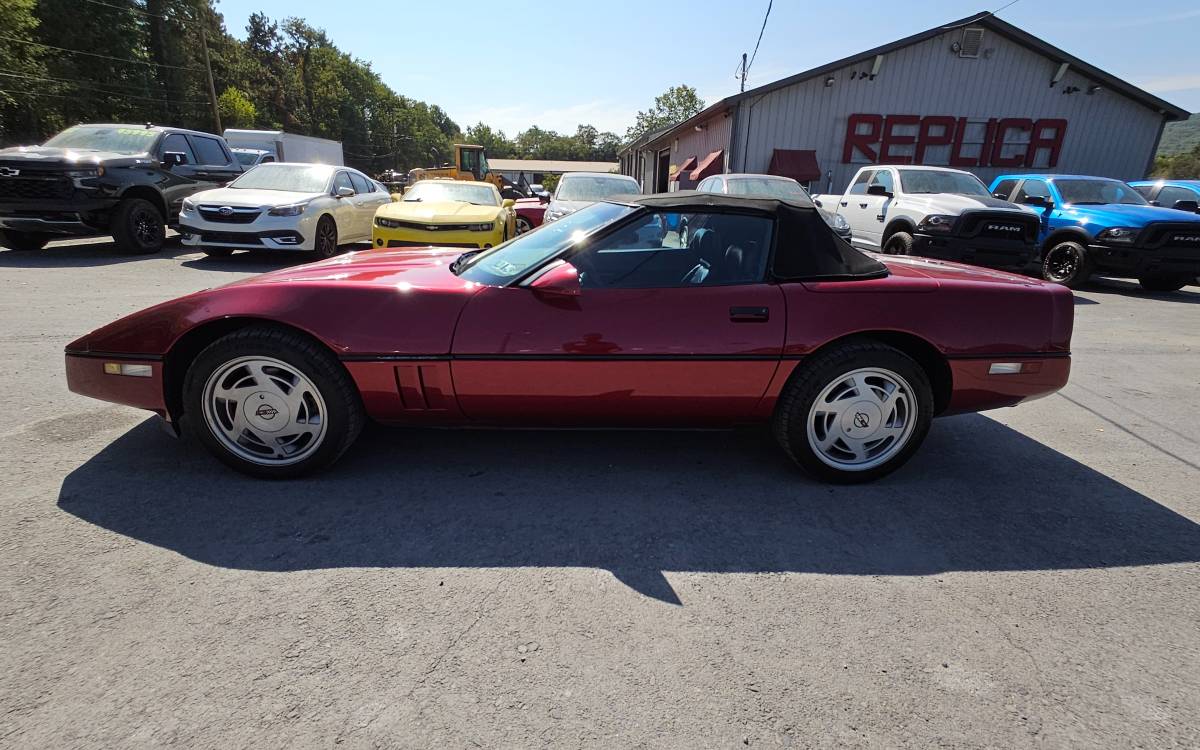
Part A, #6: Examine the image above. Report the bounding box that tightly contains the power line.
[0,70,207,104]
[940,0,1022,29]
[0,87,207,109]
[0,33,205,72]
[78,0,173,20]
[746,0,773,72]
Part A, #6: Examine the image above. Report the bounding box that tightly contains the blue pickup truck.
[989,174,1200,291]
[1128,180,1200,214]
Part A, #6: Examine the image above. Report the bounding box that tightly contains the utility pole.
[199,24,222,133]
[739,52,748,92]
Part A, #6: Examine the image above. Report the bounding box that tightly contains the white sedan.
[178,163,392,258]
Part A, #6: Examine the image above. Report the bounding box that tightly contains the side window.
[869,169,894,193]
[991,178,1018,200]
[1156,185,1196,207]
[460,148,479,175]
[1015,179,1051,203]
[696,177,713,192]
[261,155,275,163]
[349,172,371,194]
[848,170,873,195]
[189,135,232,166]
[571,211,773,289]
[159,133,196,165]
[334,171,355,194]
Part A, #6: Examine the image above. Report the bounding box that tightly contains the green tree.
[624,84,705,142]
[465,122,514,158]
[1152,144,1200,179]
[218,87,257,128]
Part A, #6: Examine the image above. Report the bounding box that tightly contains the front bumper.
[0,197,117,235]
[1087,243,1200,277]
[65,352,169,418]
[913,233,1037,271]
[371,224,500,250]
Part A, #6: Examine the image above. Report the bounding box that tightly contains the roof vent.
[959,28,985,58]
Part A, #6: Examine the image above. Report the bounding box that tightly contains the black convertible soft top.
[609,191,888,282]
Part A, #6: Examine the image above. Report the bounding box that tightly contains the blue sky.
[214,0,1200,136]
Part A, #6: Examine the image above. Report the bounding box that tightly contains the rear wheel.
[883,231,914,256]
[0,230,50,251]
[1041,240,1092,288]
[516,216,533,234]
[111,197,165,254]
[183,326,365,479]
[1137,275,1189,292]
[773,341,933,483]
[314,215,338,259]
[202,247,235,258]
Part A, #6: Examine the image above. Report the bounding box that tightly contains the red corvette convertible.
[65,192,1073,482]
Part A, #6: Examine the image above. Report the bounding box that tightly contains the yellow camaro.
[372,180,516,250]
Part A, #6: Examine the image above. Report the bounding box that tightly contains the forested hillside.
[0,0,625,174]
[1157,115,1199,157]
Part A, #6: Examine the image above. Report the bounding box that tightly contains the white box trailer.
[222,129,344,166]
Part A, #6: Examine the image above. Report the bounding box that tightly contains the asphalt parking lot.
[1,238,1199,748]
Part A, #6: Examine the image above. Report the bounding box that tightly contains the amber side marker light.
[104,363,152,377]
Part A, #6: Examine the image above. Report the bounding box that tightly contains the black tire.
[202,247,235,258]
[883,231,914,256]
[182,325,365,479]
[772,341,934,484]
[111,197,165,254]
[1041,240,1092,288]
[515,216,533,235]
[1137,275,1189,292]
[314,215,339,259]
[0,230,50,251]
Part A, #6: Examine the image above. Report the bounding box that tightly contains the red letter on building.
[915,116,956,164]
[949,118,977,167]
[1025,119,1067,167]
[843,114,882,163]
[880,115,920,164]
[990,118,1033,167]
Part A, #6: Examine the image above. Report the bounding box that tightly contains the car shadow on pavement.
[1085,278,1200,304]
[58,414,1200,604]
[0,236,195,267]
[179,244,375,273]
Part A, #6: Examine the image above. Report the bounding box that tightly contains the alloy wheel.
[1044,245,1078,283]
[805,367,917,471]
[201,356,328,467]
[516,216,533,235]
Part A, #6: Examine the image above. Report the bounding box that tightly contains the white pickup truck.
[812,165,1040,271]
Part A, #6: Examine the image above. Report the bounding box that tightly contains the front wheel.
[1041,240,1091,288]
[1137,275,1189,292]
[0,230,50,251]
[882,231,914,256]
[773,341,933,483]
[183,326,365,478]
[111,197,165,254]
[515,216,533,235]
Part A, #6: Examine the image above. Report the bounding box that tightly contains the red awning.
[767,149,821,183]
[689,149,725,181]
[671,156,697,181]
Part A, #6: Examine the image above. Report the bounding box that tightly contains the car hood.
[546,199,595,216]
[229,247,473,290]
[0,145,146,169]
[1056,203,1200,227]
[377,200,500,223]
[188,186,326,208]
[899,193,1034,214]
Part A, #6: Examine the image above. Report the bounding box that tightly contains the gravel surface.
[1,238,1198,748]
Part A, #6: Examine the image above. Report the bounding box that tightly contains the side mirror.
[1022,195,1051,208]
[335,186,354,198]
[1173,199,1199,213]
[502,198,515,208]
[538,192,550,204]
[813,198,824,208]
[530,261,581,297]
[162,151,188,168]
[992,191,1009,200]
[866,184,892,198]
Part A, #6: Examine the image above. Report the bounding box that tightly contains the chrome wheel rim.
[806,367,917,471]
[201,356,328,466]
[1045,245,1077,282]
[516,217,532,234]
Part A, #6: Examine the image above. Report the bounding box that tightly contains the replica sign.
[842,114,1068,168]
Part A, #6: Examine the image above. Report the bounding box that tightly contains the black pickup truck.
[0,123,242,253]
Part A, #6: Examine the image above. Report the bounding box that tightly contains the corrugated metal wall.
[659,110,734,190]
[731,26,1164,193]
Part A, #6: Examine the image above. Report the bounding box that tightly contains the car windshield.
[1054,179,1148,206]
[229,164,333,192]
[555,175,639,201]
[457,202,636,285]
[403,181,498,206]
[726,177,810,200]
[233,151,262,166]
[42,125,160,154]
[898,169,989,196]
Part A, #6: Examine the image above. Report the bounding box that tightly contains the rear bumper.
[65,352,169,418]
[914,233,1037,271]
[944,355,1070,415]
[1086,243,1200,277]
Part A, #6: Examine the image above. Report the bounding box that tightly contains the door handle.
[840,201,848,207]
[729,306,769,322]
[858,202,868,208]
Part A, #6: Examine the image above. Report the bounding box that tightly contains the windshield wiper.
[449,250,481,275]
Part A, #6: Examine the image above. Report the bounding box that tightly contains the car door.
[451,208,786,425]
[348,172,388,239]
[1014,178,1055,238]
[329,171,360,238]
[186,134,242,188]
[156,133,205,218]
[1153,185,1200,213]
[837,169,889,248]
